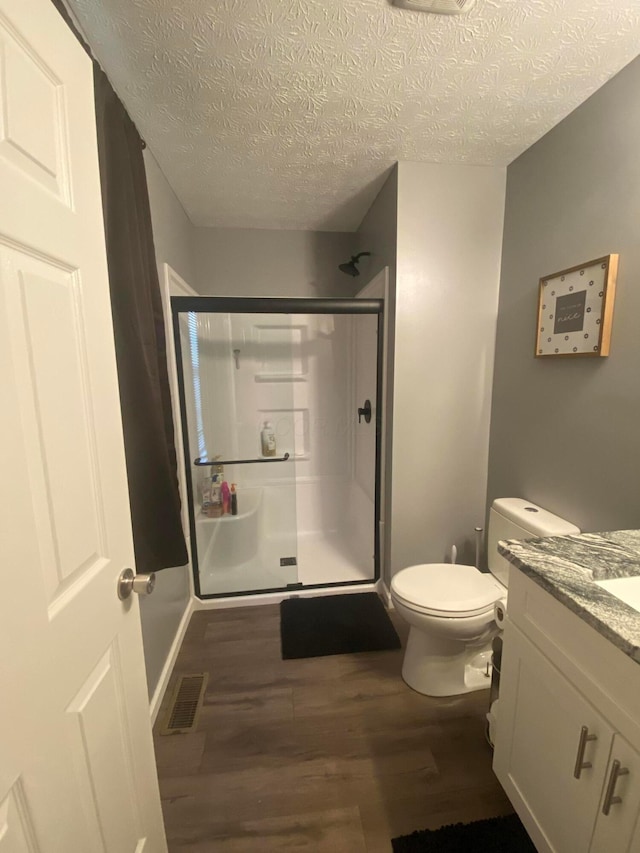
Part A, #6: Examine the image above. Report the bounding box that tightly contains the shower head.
[338,252,371,277]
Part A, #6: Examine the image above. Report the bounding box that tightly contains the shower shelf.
[197,508,255,523]
[194,453,290,466]
[254,374,307,383]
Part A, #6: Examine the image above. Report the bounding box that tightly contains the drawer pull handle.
[574,726,598,779]
[602,759,630,815]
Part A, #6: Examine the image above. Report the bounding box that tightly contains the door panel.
[591,734,640,853]
[0,780,39,852]
[0,15,71,202]
[0,1,166,850]
[175,309,299,596]
[494,626,612,853]
[5,250,104,602]
[66,645,142,852]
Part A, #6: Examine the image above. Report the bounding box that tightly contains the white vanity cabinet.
[494,570,640,853]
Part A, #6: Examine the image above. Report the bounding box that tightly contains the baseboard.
[149,597,194,725]
[378,578,393,609]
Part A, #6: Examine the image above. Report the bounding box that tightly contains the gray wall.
[193,227,356,297]
[144,150,196,287]
[393,162,506,573]
[356,166,397,289]
[487,56,640,534]
[356,166,398,587]
[141,149,193,699]
[356,163,506,580]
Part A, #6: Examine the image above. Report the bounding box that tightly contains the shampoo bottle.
[208,483,222,518]
[201,475,212,515]
[230,484,238,516]
[221,481,230,515]
[261,420,276,457]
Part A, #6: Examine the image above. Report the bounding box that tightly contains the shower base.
[198,529,373,598]
[297,531,372,586]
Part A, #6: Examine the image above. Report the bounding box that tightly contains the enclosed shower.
[172,297,383,599]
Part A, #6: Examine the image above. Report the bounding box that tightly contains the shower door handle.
[358,400,372,424]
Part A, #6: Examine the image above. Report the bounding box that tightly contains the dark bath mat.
[280,592,401,660]
[392,814,536,852]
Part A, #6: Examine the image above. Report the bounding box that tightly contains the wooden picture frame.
[535,254,618,358]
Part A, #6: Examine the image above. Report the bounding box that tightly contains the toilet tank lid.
[492,498,580,538]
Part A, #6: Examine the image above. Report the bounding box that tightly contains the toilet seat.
[392,590,496,619]
[391,564,504,619]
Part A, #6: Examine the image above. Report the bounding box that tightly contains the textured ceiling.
[67,0,640,231]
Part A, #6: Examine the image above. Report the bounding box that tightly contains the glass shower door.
[287,310,380,586]
[174,308,299,596]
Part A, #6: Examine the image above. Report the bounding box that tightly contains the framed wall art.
[535,254,618,358]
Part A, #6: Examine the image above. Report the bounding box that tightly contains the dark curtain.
[93,71,188,572]
[51,0,188,572]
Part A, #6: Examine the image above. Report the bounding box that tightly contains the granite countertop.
[498,530,640,663]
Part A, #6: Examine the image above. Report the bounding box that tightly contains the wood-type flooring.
[154,601,512,851]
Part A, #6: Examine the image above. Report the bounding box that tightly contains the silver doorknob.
[118,568,156,600]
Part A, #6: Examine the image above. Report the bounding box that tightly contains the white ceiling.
[67,0,640,231]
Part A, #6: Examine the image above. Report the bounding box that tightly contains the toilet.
[391,498,580,697]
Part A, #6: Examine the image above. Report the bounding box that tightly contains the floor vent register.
[158,673,208,735]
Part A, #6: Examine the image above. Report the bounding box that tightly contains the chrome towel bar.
[194,453,291,466]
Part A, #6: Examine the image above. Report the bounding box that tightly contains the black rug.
[392,814,536,852]
[280,592,401,660]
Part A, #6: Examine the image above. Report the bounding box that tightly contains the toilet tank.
[488,498,580,588]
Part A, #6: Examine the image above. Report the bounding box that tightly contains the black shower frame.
[171,296,384,600]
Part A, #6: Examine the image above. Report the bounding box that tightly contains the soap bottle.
[201,473,212,515]
[231,484,238,516]
[211,460,224,484]
[221,481,230,515]
[208,483,222,518]
[261,420,276,457]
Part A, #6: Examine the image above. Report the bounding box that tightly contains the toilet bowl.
[391,498,580,697]
[391,564,505,696]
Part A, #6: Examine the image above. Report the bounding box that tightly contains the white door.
[0,1,166,850]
